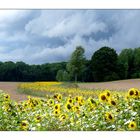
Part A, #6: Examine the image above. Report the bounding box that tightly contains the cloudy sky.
[0,9,140,64]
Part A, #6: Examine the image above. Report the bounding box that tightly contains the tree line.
[0,46,140,82]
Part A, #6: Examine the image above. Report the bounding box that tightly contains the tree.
[118,48,134,78]
[132,47,140,78]
[62,71,70,81]
[67,46,86,82]
[91,46,119,82]
[56,70,64,81]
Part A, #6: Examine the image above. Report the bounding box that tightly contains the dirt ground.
[0,82,27,102]
[0,79,140,101]
[78,79,140,91]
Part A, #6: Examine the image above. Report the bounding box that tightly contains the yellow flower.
[53,110,60,116]
[88,97,97,106]
[75,96,81,102]
[67,98,73,104]
[54,104,61,110]
[20,120,29,130]
[65,103,72,111]
[108,99,117,106]
[48,99,54,106]
[57,94,62,101]
[3,104,10,112]
[134,89,140,98]
[128,88,135,97]
[99,93,107,102]
[72,105,80,113]
[53,93,59,99]
[59,114,68,121]
[105,112,114,122]
[104,90,111,98]
[4,94,10,101]
[128,121,137,130]
[34,114,42,123]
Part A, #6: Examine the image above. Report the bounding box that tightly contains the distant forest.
[0,46,140,82]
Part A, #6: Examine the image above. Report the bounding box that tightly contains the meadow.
[0,81,140,131]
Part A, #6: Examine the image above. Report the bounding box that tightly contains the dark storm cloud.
[0,10,140,64]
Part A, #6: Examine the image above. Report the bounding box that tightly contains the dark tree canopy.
[91,46,119,82]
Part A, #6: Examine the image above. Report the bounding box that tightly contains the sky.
[0,9,140,64]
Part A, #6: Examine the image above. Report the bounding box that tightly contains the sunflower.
[34,114,42,123]
[3,104,10,112]
[78,99,85,106]
[128,121,137,130]
[104,90,111,98]
[29,102,35,108]
[59,114,68,121]
[57,94,62,101]
[128,88,135,97]
[109,99,117,106]
[105,112,114,122]
[79,98,85,105]
[53,110,60,116]
[134,89,140,98]
[75,96,79,102]
[65,103,72,111]
[99,93,107,102]
[88,97,97,106]
[72,105,80,113]
[53,93,59,99]
[125,95,129,101]
[54,104,61,111]
[75,96,81,102]
[4,94,10,101]
[20,120,29,130]
[67,98,73,104]
[48,99,54,106]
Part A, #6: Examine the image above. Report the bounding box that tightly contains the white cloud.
[1,10,140,64]
[25,10,107,38]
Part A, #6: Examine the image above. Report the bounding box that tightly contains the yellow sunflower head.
[67,98,73,104]
[57,94,62,101]
[88,97,97,106]
[4,94,10,101]
[54,104,61,110]
[53,110,60,116]
[34,114,42,123]
[128,121,137,130]
[65,103,72,111]
[59,114,68,121]
[128,88,135,97]
[48,99,54,106]
[72,105,80,113]
[104,90,111,98]
[75,96,82,102]
[99,93,107,102]
[134,89,140,98]
[53,93,58,99]
[109,99,117,106]
[105,112,114,122]
[20,120,29,130]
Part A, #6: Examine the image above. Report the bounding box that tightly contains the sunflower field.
[0,82,140,131]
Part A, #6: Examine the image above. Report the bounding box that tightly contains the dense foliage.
[67,46,86,82]
[1,46,140,82]
[91,47,119,82]
[1,84,140,131]
[0,61,66,81]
